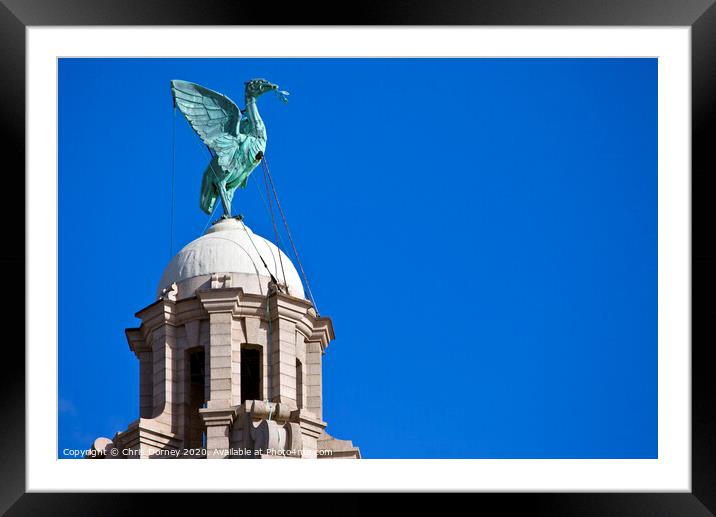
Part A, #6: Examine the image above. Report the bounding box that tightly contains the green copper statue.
[171,78,289,218]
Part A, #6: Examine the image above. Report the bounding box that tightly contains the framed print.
[2,0,716,514]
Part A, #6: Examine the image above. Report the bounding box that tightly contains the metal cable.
[261,155,319,314]
[262,160,288,290]
[239,218,278,284]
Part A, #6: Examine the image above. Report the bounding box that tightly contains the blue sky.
[58,58,657,459]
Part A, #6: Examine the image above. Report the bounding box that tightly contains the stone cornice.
[265,289,337,351]
[268,289,313,323]
[171,297,208,325]
[125,327,149,357]
[133,298,177,340]
[199,406,239,427]
[127,283,335,351]
[197,287,244,313]
[290,409,327,439]
[311,316,335,349]
[232,293,268,319]
[113,418,182,451]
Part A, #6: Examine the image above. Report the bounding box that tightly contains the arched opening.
[241,345,262,403]
[296,358,303,409]
[186,347,206,449]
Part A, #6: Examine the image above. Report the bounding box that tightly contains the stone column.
[138,351,154,418]
[136,299,180,427]
[199,407,238,458]
[198,285,241,458]
[207,311,233,408]
[305,341,323,420]
[198,288,240,407]
[125,297,186,456]
[126,328,153,419]
[305,316,334,421]
[151,325,170,423]
[268,286,301,407]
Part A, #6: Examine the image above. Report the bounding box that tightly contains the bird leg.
[217,180,232,218]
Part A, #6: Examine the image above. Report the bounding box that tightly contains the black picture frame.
[2,0,714,514]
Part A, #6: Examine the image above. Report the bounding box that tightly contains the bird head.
[245,78,289,103]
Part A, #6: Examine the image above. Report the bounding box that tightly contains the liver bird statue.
[170,78,289,218]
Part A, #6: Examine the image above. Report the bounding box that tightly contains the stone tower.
[91,218,360,459]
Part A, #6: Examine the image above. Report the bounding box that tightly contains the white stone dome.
[157,218,305,300]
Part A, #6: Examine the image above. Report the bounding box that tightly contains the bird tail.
[199,159,219,215]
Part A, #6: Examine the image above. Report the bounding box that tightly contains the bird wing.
[170,80,243,151]
[215,134,264,189]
